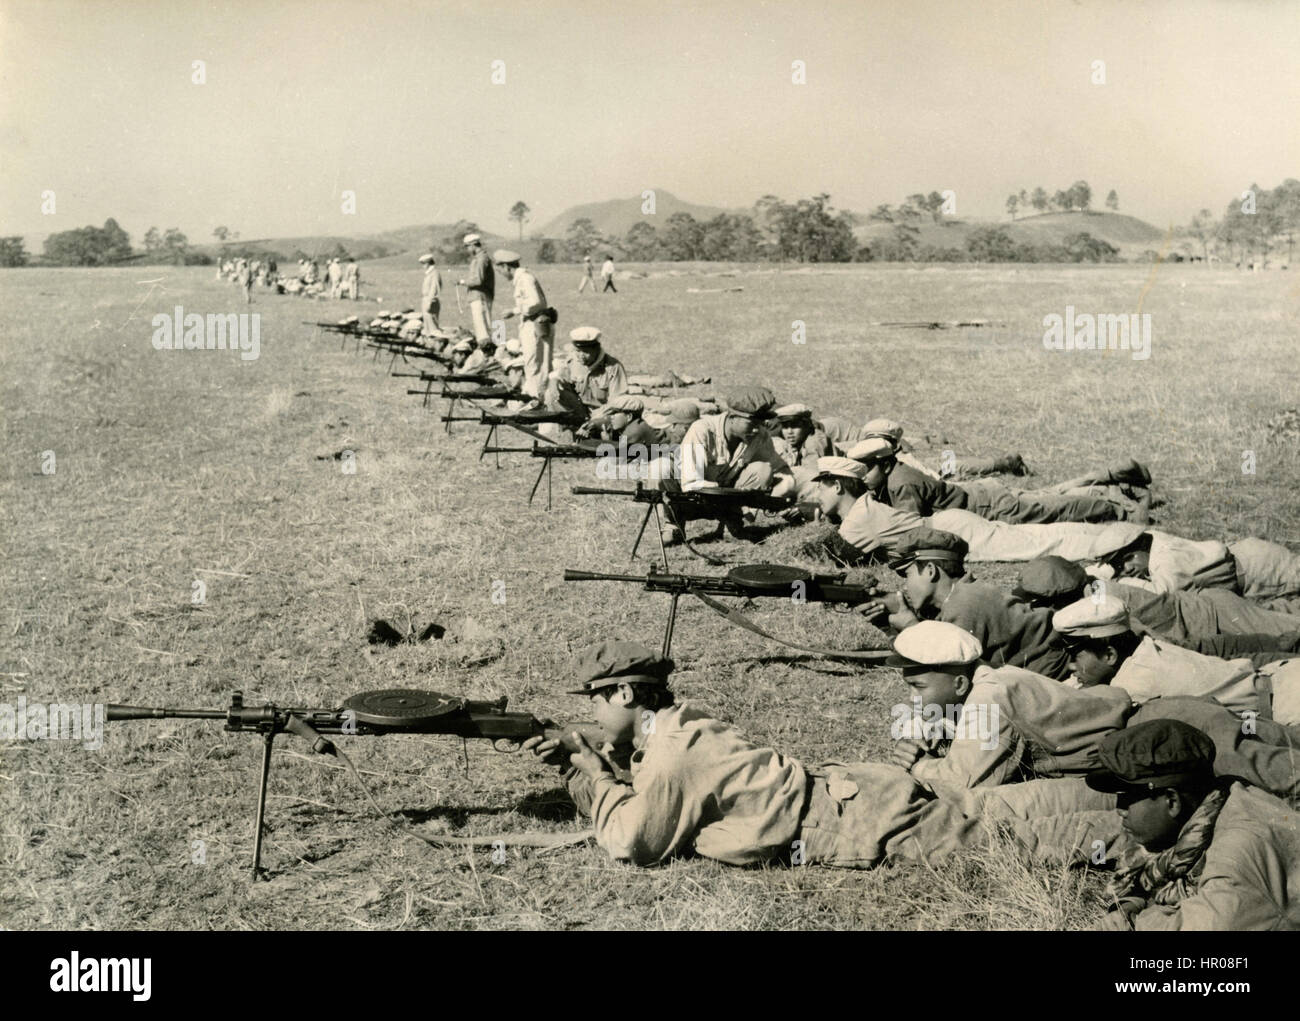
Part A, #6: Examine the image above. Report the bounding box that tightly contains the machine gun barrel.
[570,484,658,499]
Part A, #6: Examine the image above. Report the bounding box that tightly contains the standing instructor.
[459,233,495,343]
[495,249,553,399]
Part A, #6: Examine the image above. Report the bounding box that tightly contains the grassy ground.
[2,260,1298,930]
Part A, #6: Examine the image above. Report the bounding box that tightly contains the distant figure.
[343,258,359,300]
[459,234,494,342]
[237,259,252,304]
[578,254,596,293]
[419,253,442,333]
[600,254,617,293]
[327,258,343,299]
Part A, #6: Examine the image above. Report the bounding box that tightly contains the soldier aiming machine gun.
[571,483,793,566]
[564,564,891,659]
[105,688,607,879]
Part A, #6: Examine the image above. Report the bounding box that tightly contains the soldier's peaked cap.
[774,403,813,423]
[862,418,904,442]
[812,456,867,483]
[889,528,968,571]
[1014,557,1087,602]
[1086,720,1218,794]
[725,386,778,418]
[566,640,674,695]
[847,437,896,463]
[1052,594,1131,641]
[886,621,983,669]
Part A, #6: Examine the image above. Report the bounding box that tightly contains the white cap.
[847,437,895,463]
[888,621,983,667]
[1052,594,1131,640]
[463,233,481,245]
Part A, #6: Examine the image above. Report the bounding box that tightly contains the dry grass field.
[2,260,1298,930]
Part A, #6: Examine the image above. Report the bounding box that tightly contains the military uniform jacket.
[570,703,809,865]
[773,429,835,468]
[1127,783,1300,930]
[911,664,1134,799]
[679,414,792,492]
[937,578,1071,679]
[464,251,494,301]
[884,460,968,516]
[554,351,628,408]
[1111,636,1263,717]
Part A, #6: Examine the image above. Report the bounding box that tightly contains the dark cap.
[889,528,968,572]
[1085,720,1217,794]
[724,386,778,419]
[1013,556,1087,602]
[565,640,674,695]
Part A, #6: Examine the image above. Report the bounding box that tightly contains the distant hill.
[536,190,741,240]
[853,210,1167,257]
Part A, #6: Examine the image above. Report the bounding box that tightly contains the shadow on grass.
[396,788,579,827]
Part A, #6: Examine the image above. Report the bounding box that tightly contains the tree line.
[6,180,1296,268]
[1002,181,1119,220]
[1176,179,1300,265]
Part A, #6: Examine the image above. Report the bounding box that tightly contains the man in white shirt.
[493,249,552,399]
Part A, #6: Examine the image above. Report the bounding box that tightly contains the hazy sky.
[2,0,1297,244]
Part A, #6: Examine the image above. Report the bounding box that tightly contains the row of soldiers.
[344,248,1300,928]
[219,254,363,300]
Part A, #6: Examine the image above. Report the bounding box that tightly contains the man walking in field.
[459,234,495,343]
[343,257,359,300]
[600,254,617,293]
[578,254,596,293]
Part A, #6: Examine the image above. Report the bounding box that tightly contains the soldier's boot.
[993,453,1032,476]
[1103,458,1152,487]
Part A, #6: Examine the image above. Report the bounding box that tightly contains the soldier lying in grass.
[1087,719,1300,930]
[1092,529,1300,615]
[1015,555,1300,663]
[1051,593,1300,726]
[523,639,1122,868]
[888,616,1300,807]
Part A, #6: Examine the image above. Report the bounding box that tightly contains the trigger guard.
[492,738,520,753]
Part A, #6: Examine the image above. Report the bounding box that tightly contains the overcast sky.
[2,0,1297,244]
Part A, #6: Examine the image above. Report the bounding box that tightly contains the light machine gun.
[105,688,608,879]
[564,564,890,658]
[571,483,793,567]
